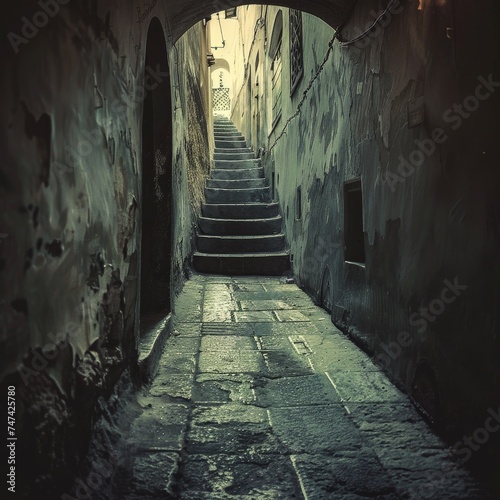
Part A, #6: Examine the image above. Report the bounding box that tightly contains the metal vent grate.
[212,88,230,111]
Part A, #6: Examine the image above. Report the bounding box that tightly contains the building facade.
[217,0,500,464]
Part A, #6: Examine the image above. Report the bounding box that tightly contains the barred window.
[289,9,304,96]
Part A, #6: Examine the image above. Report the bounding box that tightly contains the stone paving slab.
[188,404,284,455]
[149,372,194,400]
[273,310,311,322]
[198,350,267,374]
[192,374,256,404]
[239,299,293,310]
[127,402,189,451]
[291,452,399,499]
[230,283,267,292]
[127,452,179,496]
[108,274,492,499]
[234,310,277,322]
[254,373,340,407]
[233,291,311,302]
[156,351,197,374]
[163,335,201,352]
[308,345,380,373]
[256,334,295,350]
[180,454,300,499]
[328,369,406,403]
[200,335,258,351]
[172,321,202,336]
[269,405,365,453]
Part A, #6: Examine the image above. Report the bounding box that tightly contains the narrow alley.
[107,274,489,499]
[2,1,500,499]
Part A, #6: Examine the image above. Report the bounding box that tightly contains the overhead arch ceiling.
[166,0,359,41]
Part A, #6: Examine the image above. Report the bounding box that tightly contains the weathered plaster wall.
[172,21,213,296]
[0,1,210,495]
[230,0,500,484]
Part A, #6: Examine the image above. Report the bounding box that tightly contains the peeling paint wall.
[230,0,500,480]
[0,1,210,495]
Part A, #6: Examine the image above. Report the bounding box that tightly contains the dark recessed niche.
[11,298,29,316]
[344,179,365,264]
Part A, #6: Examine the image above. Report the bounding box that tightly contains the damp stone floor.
[108,274,490,499]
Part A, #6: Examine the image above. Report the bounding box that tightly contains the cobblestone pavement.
[111,274,490,499]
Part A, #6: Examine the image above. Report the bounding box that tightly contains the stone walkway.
[110,274,489,499]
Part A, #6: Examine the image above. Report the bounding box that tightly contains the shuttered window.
[289,9,304,96]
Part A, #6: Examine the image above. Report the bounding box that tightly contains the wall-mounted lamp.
[207,53,216,66]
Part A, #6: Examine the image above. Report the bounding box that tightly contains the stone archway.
[140,17,173,332]
[165,0,357,42]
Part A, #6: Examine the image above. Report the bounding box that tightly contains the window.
[271,39,282,128]
[289,9,304,96]
[344,179,365,263]
[225,8,237,19]
[268,11,283,130]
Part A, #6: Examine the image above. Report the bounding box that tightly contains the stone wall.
[230,0,500,482]
[0,1,210,495]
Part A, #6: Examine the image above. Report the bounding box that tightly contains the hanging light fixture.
[211,12,226,50]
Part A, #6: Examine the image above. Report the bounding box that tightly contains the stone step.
[205,186,271,204]
[202,202,280,219]
[213,128,240,134]
[214,159,261,169]
[196,234,286,253]
[214,151,255,161]
[214,131,243,138]
[214,135,245,142]
[213,128,239,134]
[192,252,290,276]
[207,178,267,189]
[194,119,290,277]
[211,167,264,180]
[215,146,253,153]
[215,139,247,149]
[199,216,282,236]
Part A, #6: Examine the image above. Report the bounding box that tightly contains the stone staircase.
[192,118,290,275]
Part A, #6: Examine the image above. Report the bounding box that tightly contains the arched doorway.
[140,17,173,333]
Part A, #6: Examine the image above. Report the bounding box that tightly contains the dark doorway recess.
[344,179,365,264]
[140,17,173,334]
